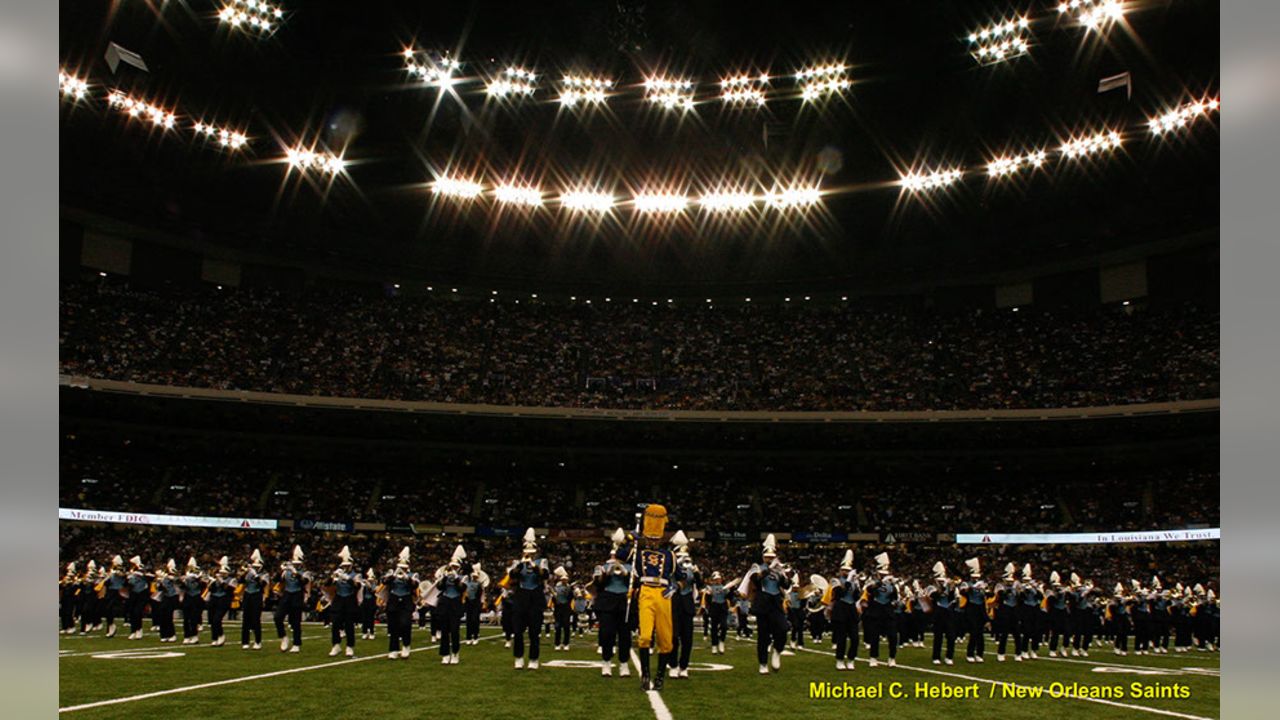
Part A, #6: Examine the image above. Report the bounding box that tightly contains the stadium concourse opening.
[58,1,1218,718]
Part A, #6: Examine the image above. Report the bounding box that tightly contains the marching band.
[58,517,1220,693]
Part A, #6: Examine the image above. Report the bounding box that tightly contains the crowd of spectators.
[60,280,1219,412]
[60,447,1219,535]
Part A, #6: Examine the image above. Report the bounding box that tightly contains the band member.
[572,585,590,637]
[274,546,310,653]
[463,563,487,645]
[102,555,127,638]
[1070,574,1097,657]
[786,573,806,650]
[155,559,180,643]
[206,557,232,647]
[499,584,516,647]
[1016,563,1043,660]
[862,552,898,667]
[703,571,731,655]
[551,566,574,650]
[239,550,267,649]
[957,557,987,663]
[383,547,418,659]
[633,505,679,690]
[1107,583,1132,655]
[180,556,205,645]
[125,556,149,640]
[669,531,701,679]
[592,528,633,678]
[1150,577,1171,654]
[993,563,1019,661]
[743,534,791,675]
[735,591,752,639]
[361,568,379,640]
[59,563,79,634]
[1046,571,1072,657]
[327,546,360,658]
[434,545,468,665]
[506,528,550,670]
[77,560,99,634]
[823,550,860,671]
[928,561,959,665]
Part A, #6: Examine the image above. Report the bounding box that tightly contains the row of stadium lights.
[389,285,858,307]
[966,1,1126,66]
[62,69,1220,197]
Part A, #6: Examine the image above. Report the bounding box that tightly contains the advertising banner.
[955,528,1221,545]
[59,507,277,530]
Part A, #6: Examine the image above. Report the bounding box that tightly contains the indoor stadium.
[57,1,1219,718]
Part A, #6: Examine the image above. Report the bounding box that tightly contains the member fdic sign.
[956,528,1220,544]
[59,507,277,530]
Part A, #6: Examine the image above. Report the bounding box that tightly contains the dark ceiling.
[59,0,1219,291]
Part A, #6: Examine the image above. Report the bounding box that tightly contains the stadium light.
[192,120,249,150]
[796,63,850,102]
[720,73,769,106]
[106,91,177,129]
[1148,98,1220,136]
[217,1,283,35]
[494,183,544,207]
[432,175,485,199]
[634,192,689,213]
[644,76,696,112]
[58,70,89,101]
[560,189,614,212]
[1060,129,1123,159]
[900,168,963,193]
[487,66,538,98]
[559,75,612,107]
[765,185,822,209]
[404,49,463,87]
[1059,0,1125,31]
[699,190,757,212]
[986,149,1047,177]
[283,145,346,174]
[967,17,1032,65]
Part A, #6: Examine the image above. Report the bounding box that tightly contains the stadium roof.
[58,0,1219,290]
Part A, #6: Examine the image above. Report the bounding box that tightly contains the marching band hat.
[762,534,778,561]
[932,561,947,582]
[396,546,410,569]
[337,546,353,566]
[522,528,538,556]
[250,549,263,568]
[1022,563,1033,581]
[1050,571,1061,586]
[129,555,143,569]
[1070,572,1082,586]
[450,544,467,567]
[112,555,123,568]
[291,545,304,564]
[166,559,177,573]
[840,550,854,572]
[964,557,981,578]
[711,571,722,581]
[554,566,569,581]
[874,552,891,575]
[186,556,199,571]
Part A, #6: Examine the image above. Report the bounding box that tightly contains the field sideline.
[59,623,1219,719]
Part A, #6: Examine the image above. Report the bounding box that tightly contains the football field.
[59,623,1220,719]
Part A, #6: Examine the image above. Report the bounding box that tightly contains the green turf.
[59,624,1219,719]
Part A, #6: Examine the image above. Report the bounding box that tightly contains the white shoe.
[975,656,984,663]
[781,649,795,656]
[602,661,613,677]
[1030,651,1038,659]
[847,659,855,670]
[619,663,631,677]
[997,654,1005,662]
[770,650,781,670]
[289,646,300,653]
[966,656,975,663]
[680,667,689,678]
[330,644,342,657]
[504,640,511,649]
[944,658,954,665]
[888,659,896,667]
[759,664,769,674]
[280,638,290,652]
[242,644,250,650]
[252,643,262,650]
[1049,650,1057,658]
[932,659,941,665]
[868,658,878,667]
[838,660,847,670]
[106,624,116,638]
[719,642,726,653]
[388,652,399,660]
[529,660,539,670]
[515,658,525,669]
[1081,650,1089,657]
[442,655,450,664]
[400,646,410,658]
[1015,654,1023,661]
[345,647,355,657]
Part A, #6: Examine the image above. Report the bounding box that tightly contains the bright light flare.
[1060,129,1123,159]
[58,71,88,100]
[1148,98,1220,136]
[106,91,176,129]
[1060,0,1125,31]
[284,146,346,174]
[644,76,696,112]
[699,190,757,212]
[192,121,249,150]
[559,75,612,107]
[405,50,462,87]
[986,150,1047,177]
[560,190,614,212]
[487,66,538,97]
[494,184,544,207]
[968,19,1032,66]
[432,175,485,199]
[720,73,770,106]
[765,186,822,209]
[633,192,689,213]
[796,63,851,102]
[218,1,282,34]
[900,168,963,193]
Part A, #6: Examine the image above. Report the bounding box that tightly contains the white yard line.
[57,634,328,658]
[783,641,1214,720]
[59,633,504,713]
[1039,654,1220,675]
[629,650,675,720]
